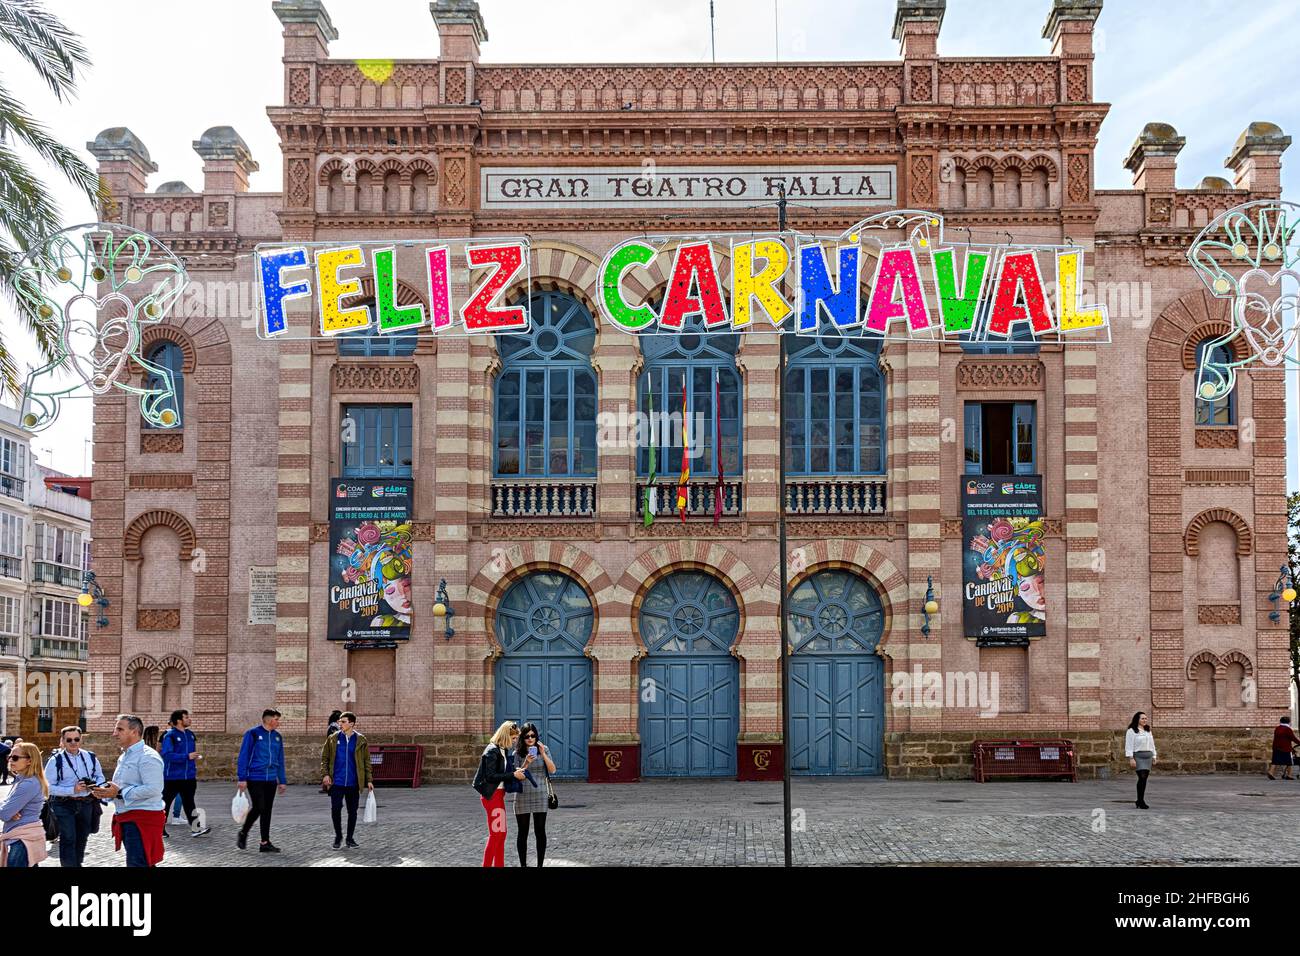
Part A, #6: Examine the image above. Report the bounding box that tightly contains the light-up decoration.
[1187,199,1300,400]
[586,211,1112,344]
[254,238,532,339]
[14,223,188,431]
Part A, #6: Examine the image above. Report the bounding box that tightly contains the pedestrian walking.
[472,720,527,867]
[0,737,12,785]
[0,742,49,867]
[319,711,343,793]
[1125,711,1157,809]
[160,709,210,837]
[92,715,167,867]
[236,708,287,853]
[512,722,555,867]
[320,711,373,849]
[1267,714,1300,780]
[43,727,106,868]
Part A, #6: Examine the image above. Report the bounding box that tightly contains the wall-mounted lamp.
[433,578,456,640]
[1267,564,1296,624]
[921,575,938,638]
[78,570,110,628]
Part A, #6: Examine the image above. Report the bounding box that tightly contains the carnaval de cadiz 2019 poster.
[961,476,1046,647]
[328,478,413,644]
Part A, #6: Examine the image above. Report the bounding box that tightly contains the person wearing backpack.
[160,709,210,838]
[42,726,106,868]
[1,742,49,866]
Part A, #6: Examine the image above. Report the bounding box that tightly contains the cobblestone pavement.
[5,775,1298,866]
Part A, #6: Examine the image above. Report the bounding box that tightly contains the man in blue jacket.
[160,709,210,839]
[236,708,287,853]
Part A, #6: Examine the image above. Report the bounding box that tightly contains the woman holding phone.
[1125,711,1157,809]
[512,722,555,867]
[472,721,529,867]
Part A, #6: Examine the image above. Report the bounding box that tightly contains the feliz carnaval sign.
[253,211,1113,343]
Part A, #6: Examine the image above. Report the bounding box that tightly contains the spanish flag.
[676,379,689,522]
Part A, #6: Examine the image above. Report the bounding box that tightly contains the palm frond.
[0,82,100,202]
[0,0,89,102]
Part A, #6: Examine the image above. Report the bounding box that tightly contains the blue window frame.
[142,341,183,428]
[337,299,418,356]
[964,402,1036,475]
[1194,341,1235,426]
[495,571,593,654]
[638,571,739,654]
[494,292,597,478]
[637,314,741,477]
[342,404,412,477]
[785,325,885,475]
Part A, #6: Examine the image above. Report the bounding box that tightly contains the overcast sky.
[4,0,1298,480]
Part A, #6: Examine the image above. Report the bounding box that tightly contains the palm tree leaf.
[0,0,89,102]
[0,83,101,202]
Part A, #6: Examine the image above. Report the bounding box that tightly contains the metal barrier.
[972,738,1076,782]
[369,744,424,787]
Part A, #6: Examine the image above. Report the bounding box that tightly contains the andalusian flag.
[676,378,689,522]
[643,384,657,527]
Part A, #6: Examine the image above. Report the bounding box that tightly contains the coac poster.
[328,479,413,643]
[961,475,1045,647]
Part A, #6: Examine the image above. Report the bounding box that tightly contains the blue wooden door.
[493,571,593,778]
[787,570,885,775]
[638,571,739,777]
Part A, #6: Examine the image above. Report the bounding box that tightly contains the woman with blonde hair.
[471,720,530,867]
[1,742,50,866]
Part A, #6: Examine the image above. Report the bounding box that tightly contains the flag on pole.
[713,368,724,527]
[643,383,657,527]
[676,378,689,523]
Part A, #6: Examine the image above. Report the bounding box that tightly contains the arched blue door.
[638,571,739,777]
[787,570,885,775]
[494,571,592,778]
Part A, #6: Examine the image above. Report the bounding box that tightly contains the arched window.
[411,171,429,211]
[785,324,885,475]
[1194,340,1235,425]
[639,570,739,654]
[1004,167,1022,207]
[143,341,183,428]
[494,292,597,477]
[952,166,967,208]
[495,571,593,655]
[337,298,418,356]
[383,172,401,212]
[356,171,373,212]
[1030,167,1050,208]
[975,168,994,208]
[327,171,345,212]
[787,569,884,653]
[637,313,741,477]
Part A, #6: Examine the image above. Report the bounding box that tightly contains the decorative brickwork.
[140,432,183,453]
[127,473,194,490]
[1184,509,1252,556]
[137,608,181,630]
[333,364,419,391]
[123,510,197,561]
[1195,427,1238,448]
[1197,604,1241,625]
[956,359,1043,389]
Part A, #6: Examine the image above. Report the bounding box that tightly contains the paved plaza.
[6,775,1299,867]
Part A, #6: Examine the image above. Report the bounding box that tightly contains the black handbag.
[543,764,558,810]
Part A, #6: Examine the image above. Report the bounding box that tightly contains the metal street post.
[775,184,793,868]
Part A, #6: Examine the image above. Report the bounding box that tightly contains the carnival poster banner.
[328,479,413,644]
[961,475,1046,646]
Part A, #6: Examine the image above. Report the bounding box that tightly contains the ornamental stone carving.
[137,608,181,631]
[332,364,419,392]
[956,360,1043,390]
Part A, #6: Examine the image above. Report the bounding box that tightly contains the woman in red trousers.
[472,721,528,866]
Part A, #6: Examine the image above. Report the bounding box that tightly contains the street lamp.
[78,571,110,628]
[1268,565,1296,624]
[432,578,455,639]
[921,575,939,638]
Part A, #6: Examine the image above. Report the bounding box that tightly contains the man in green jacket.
[320,712,374,849]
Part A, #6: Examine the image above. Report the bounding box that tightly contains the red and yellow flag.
[676,379,689,522]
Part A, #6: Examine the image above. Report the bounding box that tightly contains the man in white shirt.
[43,725,107,867]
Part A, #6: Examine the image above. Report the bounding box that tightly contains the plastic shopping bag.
[231,789,251,825]
[363,790,377,824]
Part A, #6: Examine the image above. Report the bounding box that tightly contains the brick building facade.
[86,0,1292,781]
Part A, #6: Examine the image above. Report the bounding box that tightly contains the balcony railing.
[637,480,743,520]
[0,475,23,501]
[491,480,596,518]
[786,477,888,516]
[30,637,88,661]
[34,562,83,588]
[0,554,22,580]
[0,635,19,656]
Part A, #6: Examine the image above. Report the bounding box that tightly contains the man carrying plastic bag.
[320,711,374,849]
